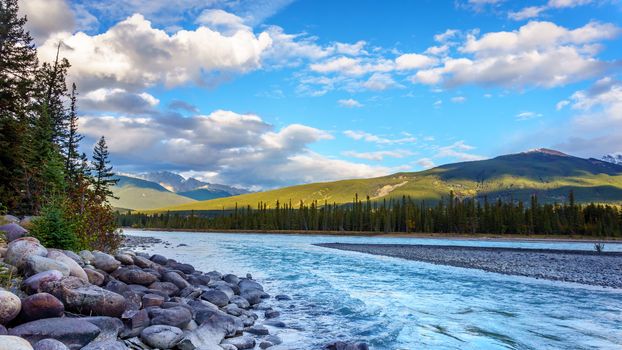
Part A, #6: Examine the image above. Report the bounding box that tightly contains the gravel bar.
[316,243,622,288]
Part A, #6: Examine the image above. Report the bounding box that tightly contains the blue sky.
[20,0,622,189]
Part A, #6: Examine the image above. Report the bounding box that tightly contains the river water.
[125,229,622,350]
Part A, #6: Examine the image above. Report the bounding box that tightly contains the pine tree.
[91,136,118,201]
[64,83,84,182]
[0,0,39,212]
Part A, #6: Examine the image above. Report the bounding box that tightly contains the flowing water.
[125,229,622,350]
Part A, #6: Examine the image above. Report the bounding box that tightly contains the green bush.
[30,200,77,250]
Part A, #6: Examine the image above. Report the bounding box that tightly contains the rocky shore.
[317,243,622,288]
[0,217,368,350]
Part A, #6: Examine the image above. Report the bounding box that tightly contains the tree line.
[118,191,622,237]
[0,0,121,251]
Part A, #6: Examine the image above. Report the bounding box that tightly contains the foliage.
[30,198,77,250]
[594,242,605,253]
[92,136,118,201]
[120,191,622,237]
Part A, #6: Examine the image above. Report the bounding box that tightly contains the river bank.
[131,227,622,243]
[317,243,622,288]
[0,220,368,350]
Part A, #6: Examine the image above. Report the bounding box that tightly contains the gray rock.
[119,309,150,338]
[0,223,27,242]
[19,293,64,322]
[0,290,21,324]
[148,281,179,297]
[245,326,269,336]
[84,268,105,286]
[25,255,70,277]
[41,276,126,317]
[259,341,273,349]
[140,325,183,349]
[81,340,127,350]
[142,293,164,307]
[5,238,48,270]
[79,251,95,265]
[162,271,190,289]
[116,268,157,286]
[22,270,64,294]
[62,251,84,266]
[222,274,240,285]
[92,252,121,273]
[0,324,6,335]
[46,250,88,281]
[1,214,20,223]
[222,336,256,350]
[326,341,369,350]
[176,317,227,350]
[114,254,134,265]
[265,310,280,319]
[33,338,69,350]
[0,335,34,350]
[265,335,282,345]
[229,296,250,309]
[201,289,229,307]
[275,294,291,301]
[167,261,194,274]
[264,320,286,328]
[9,317,100,350]
[148,306,192,328]
[81,316,124,341]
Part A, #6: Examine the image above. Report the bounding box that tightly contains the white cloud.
[81,88,160,114]
[18,0,75,44]
[510,0,594,21]
[515,111,543,120]
[343,150,413,161]
[196,9,247,33]
[434,29,459,43]
[548,0,593,8]
[38,14,272,91]
[451,96,466,103]
[434,100,443,108]
[414,21,619,88]
[362,73,400,91]
[508,6,545,21]
[344,130,417,145]
[338,98,363,108]
[416,158,435,169]
[395,53,438,70]
[334,40,367,56]
[556,100,570,110]
[79,109,387,188]
[434,141,485,161]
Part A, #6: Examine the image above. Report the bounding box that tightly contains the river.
[125,229,622,350]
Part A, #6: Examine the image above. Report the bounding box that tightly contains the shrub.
[30,200,77,250]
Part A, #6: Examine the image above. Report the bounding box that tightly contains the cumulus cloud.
[362,73,401,91]
[78,110,387,188]
[515,111,543,120]
[338,98,363,108]
[18,0,75,43]
[413,21,619,88]
[434,141,485,161]
[38,14,272,91]
[81,88,159,114]
[395,53,438,70]
[509,0,594,21]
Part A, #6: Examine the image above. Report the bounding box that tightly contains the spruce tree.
[64,83,84,182]
[91,136,118,201]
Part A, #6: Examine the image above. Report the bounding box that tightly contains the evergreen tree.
[0,0,38,212]
[91,136,118,201]
[64,83,83,182]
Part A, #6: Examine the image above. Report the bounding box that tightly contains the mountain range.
[110,172,249,210]
[142,149,622,212]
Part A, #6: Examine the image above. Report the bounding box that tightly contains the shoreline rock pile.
[0,220,289,350]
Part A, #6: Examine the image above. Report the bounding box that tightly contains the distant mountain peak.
[524,148,568,157]
[603,153,622,165]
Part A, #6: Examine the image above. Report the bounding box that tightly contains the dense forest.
[0,0,121,251]
[118,191,622,236]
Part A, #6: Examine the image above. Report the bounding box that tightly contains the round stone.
[0,290,21,324]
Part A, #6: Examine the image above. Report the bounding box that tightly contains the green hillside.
[111,175,196,210]
[151,149,622,212]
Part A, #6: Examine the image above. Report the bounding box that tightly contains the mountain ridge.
[148,149,622,212]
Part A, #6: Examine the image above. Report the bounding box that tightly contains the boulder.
[132,256,154,269]
[162,271,190,289]
[0,290,21,324]
[81,316,124,341]
[62,251,84,266]
[149,281,179,297]
[24,256,70,277]
[84,268,105,286]
[167,262,194,274]
[0,324,6,335]
[265,310,280,319]
[245,326,269,336]
[176,317,227,350]
[222,274,239,285]
[19,293,64,322]
[140,325,183,349]
[0,223,27,242]
[222,336,256,350]
[325,341,369,350]
[92,252,121,273]
[41,276,126,317]
[22,270,64,294]
[229,296,250,309]
[149,254,168,266]
[46,251,88,281]
[114,254,134,265]
[79,251,95,265]
[0,335,34,350]
[148,306,192,328]
[275,294,291,301]
[5,238,48,270]
[9,317,100,350]
[81,340,127,350]
[1,214,20,224]
[142,293,164,307]
[201,289,229,307]
[116,268,157,286]
[33,338,69,350]
[205,271,222,281]
[119,309,149,338]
